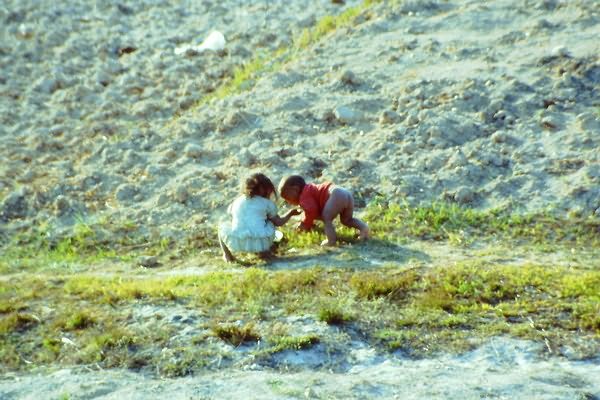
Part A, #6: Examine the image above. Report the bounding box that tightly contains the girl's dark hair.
[243,173,277,198]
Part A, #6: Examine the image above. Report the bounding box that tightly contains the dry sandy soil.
[1,0,599,398]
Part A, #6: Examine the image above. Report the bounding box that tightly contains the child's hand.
[290,209,302,216]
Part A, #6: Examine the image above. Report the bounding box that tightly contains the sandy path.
[1,337,599,399]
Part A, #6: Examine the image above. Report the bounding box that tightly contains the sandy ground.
[1,0,600,398]
[1,337,599,399]
[1,0,599,243]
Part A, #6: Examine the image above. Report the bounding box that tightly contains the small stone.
[184,143,203,159]
[174,186,189,203]
[218,110,255,132]
[115,184,138,203]
[156,193,169,206]
[401,142,418,154]
[53,195,71,216]
[138,256,161,268]
[454,186,475,204]
[551,45,570,57]
[34,77,61,94]
[404,114,419,126]
[334,106,358,124]
[339,70,360,86]
[379,110,401,125]
[491,131,510,144]
[1,191,29,221]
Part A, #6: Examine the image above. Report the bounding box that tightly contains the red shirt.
[299,182,332,229]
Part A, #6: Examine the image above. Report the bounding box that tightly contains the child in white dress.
[219,173,300,262]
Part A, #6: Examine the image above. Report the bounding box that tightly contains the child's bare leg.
[219,237,235,262]
[337,189,370,240]
[321,188,351,245]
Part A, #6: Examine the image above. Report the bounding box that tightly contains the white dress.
[219,195,277,253]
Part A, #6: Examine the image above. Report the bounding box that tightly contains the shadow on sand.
[264,238,431,270]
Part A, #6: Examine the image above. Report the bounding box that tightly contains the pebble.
[334,106,359,124]
[115,184,138,203]
[138,256,161,268]
[339,70,360,86]
[379,110,401,125]
[184,143,203,159]
[174,186,189,203]
[1,191,29,221]
[53,196,71,216]
[454,186,475,204]
[491,131,510,144]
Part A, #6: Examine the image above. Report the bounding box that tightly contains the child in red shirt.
[278,175,370,246]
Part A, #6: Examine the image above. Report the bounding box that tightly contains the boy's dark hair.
[243,173,276,198]
[279,175,306,193]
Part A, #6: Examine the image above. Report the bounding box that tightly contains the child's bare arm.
[269,209,302,227]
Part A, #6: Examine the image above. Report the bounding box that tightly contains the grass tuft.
[317,305,353,325]
[212,323,261,346]
[270,334,320,353]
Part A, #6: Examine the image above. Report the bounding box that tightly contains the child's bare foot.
[321,239,336,247]
[358,227,370,241]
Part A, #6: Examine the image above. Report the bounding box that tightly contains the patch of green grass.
[363,199,600,246]
[269,334,320,353]
[317,305,353,325]
[350,269,419,300]
[0,313,39,334]
[212,323,261,346]
[2,261,599,374]
[42,337,61,354]
[63,311,96,331]
[77,326,137,365]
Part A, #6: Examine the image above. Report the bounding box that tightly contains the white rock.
[184,143,203,159]
[491,131,510,144]
[551,46,571,57]
[175,31,226,55]
[334,106,359,124]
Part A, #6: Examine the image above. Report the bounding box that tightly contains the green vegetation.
[269,334,320,353]
[362,200,600,246]
[212,323,261,346]
[317,305,353,325]
[1,261,599,375]
[1,200,598,274]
